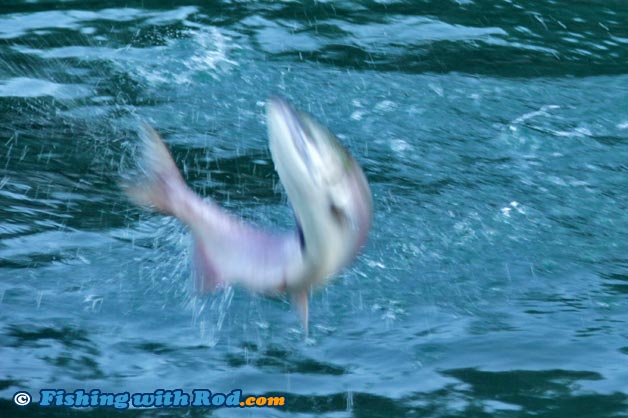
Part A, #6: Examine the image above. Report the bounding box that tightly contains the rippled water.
[1,1,627,417]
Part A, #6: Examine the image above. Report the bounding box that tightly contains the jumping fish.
[126,97,372,334]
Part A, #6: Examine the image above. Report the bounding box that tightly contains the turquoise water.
[1,1,627,417]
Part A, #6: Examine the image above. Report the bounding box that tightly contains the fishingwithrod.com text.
[13,389,285,409]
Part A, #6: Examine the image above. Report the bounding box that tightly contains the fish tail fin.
[125,124,227,295]
[291,289,309,337]
[124,123,190,217]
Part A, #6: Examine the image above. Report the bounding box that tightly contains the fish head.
[267,97,372,284]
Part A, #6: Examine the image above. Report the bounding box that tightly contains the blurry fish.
[125,97,372,335]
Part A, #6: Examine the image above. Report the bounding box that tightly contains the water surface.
[1,1,627,417]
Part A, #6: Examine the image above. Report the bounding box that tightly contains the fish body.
[126,97,372,333]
